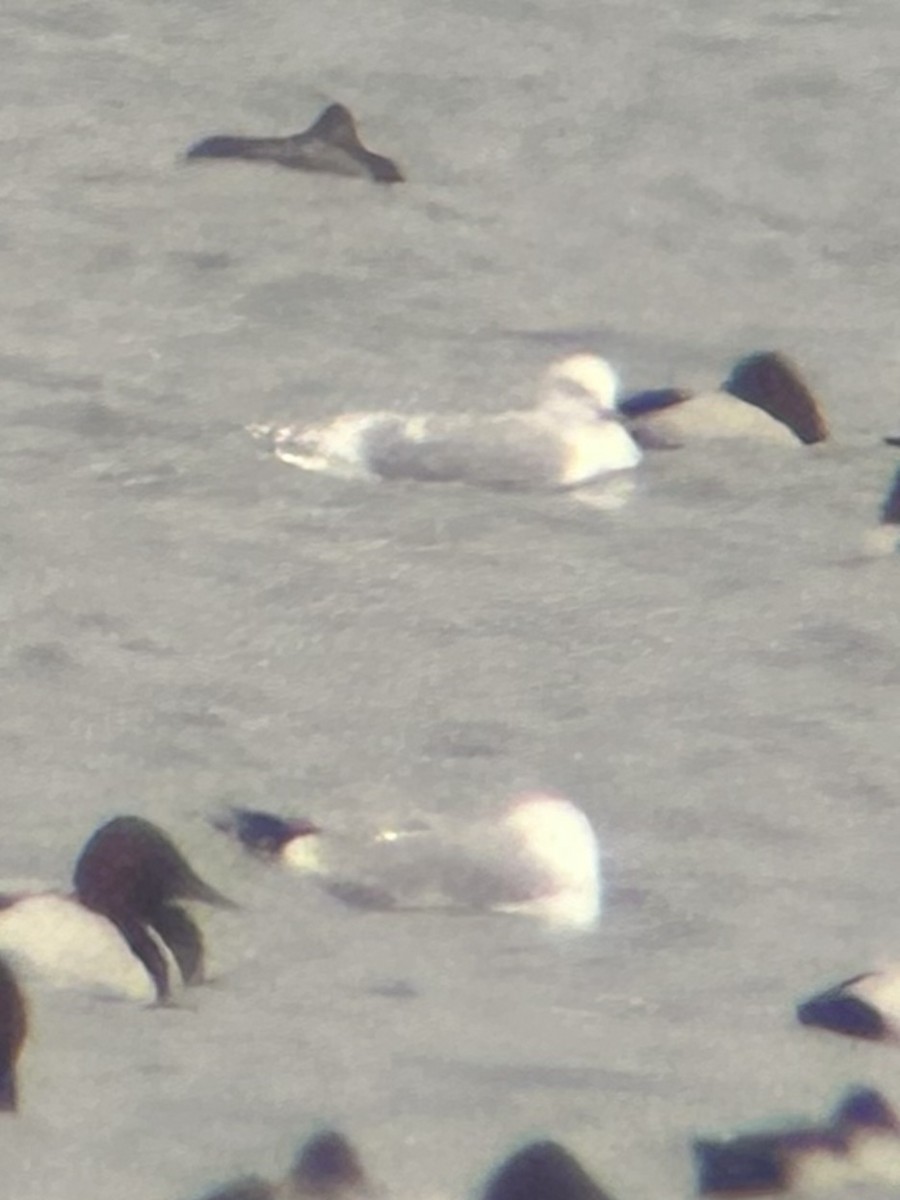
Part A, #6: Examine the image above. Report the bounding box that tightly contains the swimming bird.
[619,351,829,448]
[479,1140,616,1200]
[288,1129,375,1198]
[214,791,602,931]
[0,817,234,1003]
[696,1118,829,1194]
[196,1129,375,1200]
[797,969,900,1041]
[0,956,26,1112]
[247,354,641,492]
[186,103,404,184]
[693,1086,900,1194]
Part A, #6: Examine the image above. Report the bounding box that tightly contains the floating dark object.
[480,1140,616,1200]
[797,970,900,1041]
[0,956,26,1113]
[186,103,404,184]
[835,1085,900,1135]
[693,1086,900,1195]
[695,1126,838,1195]
[881,466,900,526]
[723,351,829,444]
[288,1129,374,1197]
[195,1130,374,1200]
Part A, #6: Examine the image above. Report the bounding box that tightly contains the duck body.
[619,351,829,448]
[797,969,900,1041]
[187,103,404,184]
[0,817,234,1003]
[620,387,801,447]
[0,891,165,1003]
[694,1086,900,1195]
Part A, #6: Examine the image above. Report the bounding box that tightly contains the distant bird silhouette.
[186,104,404,184]
[288,1130,374,1198]
[479,1140,616,1200]
[196,1129,375,1199]
[0,956,26,1112]
[196,1130,618,1200]
[693,1085,900,1194]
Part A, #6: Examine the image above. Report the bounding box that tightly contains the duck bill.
[184,873,238,911]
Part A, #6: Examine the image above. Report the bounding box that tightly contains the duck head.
[480,1140,616,1200]
[288,1128,374,1197]
[214,808,321,863]
[73,816,235,1001]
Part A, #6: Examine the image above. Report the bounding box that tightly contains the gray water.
[1,0,900,1196]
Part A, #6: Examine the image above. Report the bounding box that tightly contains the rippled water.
[1,0,899,1196]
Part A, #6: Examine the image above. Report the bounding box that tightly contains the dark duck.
[186,103,404,184]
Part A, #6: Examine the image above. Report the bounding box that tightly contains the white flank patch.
[0,893,173,1003]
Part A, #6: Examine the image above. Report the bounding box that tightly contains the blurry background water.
[1,0,899,1196]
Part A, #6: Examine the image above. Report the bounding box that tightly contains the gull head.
[537,355,620,421]
[501,791,602,930]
